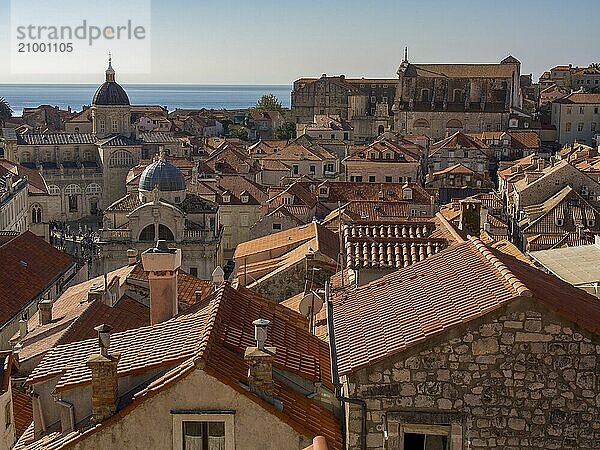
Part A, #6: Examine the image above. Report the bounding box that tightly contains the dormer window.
[241,194,249,203]
[370,152,376,160]
[403,188,413,200]
[555,217,564,227]
[223,194,231,203]
[588,219,595,228]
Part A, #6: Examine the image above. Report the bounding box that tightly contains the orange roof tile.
[0,231,73,326]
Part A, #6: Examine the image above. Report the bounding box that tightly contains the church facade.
[98,156,222,280]
[291,54,525,142]
[9,59,181,223]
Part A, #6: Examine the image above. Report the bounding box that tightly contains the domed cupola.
[138,152,187,204]
[92,56,130,106]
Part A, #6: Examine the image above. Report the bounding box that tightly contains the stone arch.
[446,119,463,129]
[85,183,102,195]
[413,119,430,128]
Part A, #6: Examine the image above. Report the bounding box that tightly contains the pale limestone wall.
[396,111,509,140]
[344,161,419,183]
[0,182,28,232]
[0,386,15,449]
[343,298,600,449]
[250,215,301,240]
[553,102,600,145]
[516,163,600,210]
[71,369,312,450]
[219,204,263,262]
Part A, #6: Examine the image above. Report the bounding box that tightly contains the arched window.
[64,184,82,195]
[139,224,175,242]
[85,183,102,195]
[83,151,93,161]
[159,224,174,241]
[109,150,134,168]
[446,119,463,129]
[48,185,61,196]
[21,152,31,163]
[378,125,385,135]
[139,224,155,242]
[31,204,42,224]
[413,119,430,128]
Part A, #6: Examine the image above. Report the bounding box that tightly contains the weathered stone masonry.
[342,298,600,449]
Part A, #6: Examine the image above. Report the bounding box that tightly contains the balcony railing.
[99,228,132,241]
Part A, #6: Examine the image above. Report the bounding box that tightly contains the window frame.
[172,411,235,450]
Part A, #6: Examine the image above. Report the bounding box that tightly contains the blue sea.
[0,84,292,116]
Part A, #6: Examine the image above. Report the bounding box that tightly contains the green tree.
[253,94,283,112]
[0,97,13,128]
[589,63,600,69]
[274,121,296,140]
[230,127,249,141]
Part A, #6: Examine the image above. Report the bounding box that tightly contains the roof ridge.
[192,284,227,367]
[468,236,532,297]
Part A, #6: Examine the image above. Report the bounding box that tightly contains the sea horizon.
[0,83,293,116]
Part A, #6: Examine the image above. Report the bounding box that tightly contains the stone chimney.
[244,319,276,400]
[127,249,138,265]
[141,240,182,325]
[459,198,482,236]
[38,299,53,326]
[19,316,28,338]
[86,324,121,423]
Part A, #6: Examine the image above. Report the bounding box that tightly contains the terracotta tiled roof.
[263,136,336,162]
[22,285,341,449]
[0,160,48,195]
[430,131,489,156]
[12,388,33,436]
[105,192,142,212]
[0,232,73,326]
[342,214,463,270]
[433,163,476,176]
[554,92,600,104]
[410,63,518,79]
[127,263,214,306]
[14,266,137,363]
[234,222,319,259]
[332,238,529,374]
[323,201,411,225]
[345,140,420,163]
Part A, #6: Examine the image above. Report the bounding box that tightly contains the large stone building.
[9,59,184,223]
[99,156,222,280]
[393,54,523,139]
[552,92,600,145]
[331,236,600,449]
[292,54,525,142]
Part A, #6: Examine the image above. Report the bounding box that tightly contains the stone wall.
[343,298,600,449]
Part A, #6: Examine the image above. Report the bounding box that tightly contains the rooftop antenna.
[403,46,408,63]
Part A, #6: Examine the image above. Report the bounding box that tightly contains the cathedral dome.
[92,57,130,106]
[139,158,186,193]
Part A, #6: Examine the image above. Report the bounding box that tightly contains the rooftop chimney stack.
[127,249,138,265]
[244,319,276,399]
[38,299,53,326]
[87,324,121,423]
[19,315,28,338]
[141,240,182,325]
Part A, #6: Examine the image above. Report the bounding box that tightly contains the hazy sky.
[0,0,598,84]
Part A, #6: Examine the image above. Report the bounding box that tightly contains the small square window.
[272,223,282,230]
[385,176,392,182]
[369,176,376,182]
[189,267,198,277]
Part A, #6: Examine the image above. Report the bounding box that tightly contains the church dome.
[139,158,186,192]
[92,57,130,106]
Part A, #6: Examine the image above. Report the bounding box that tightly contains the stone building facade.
[393,55,523,139]
[342,297,600,449]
